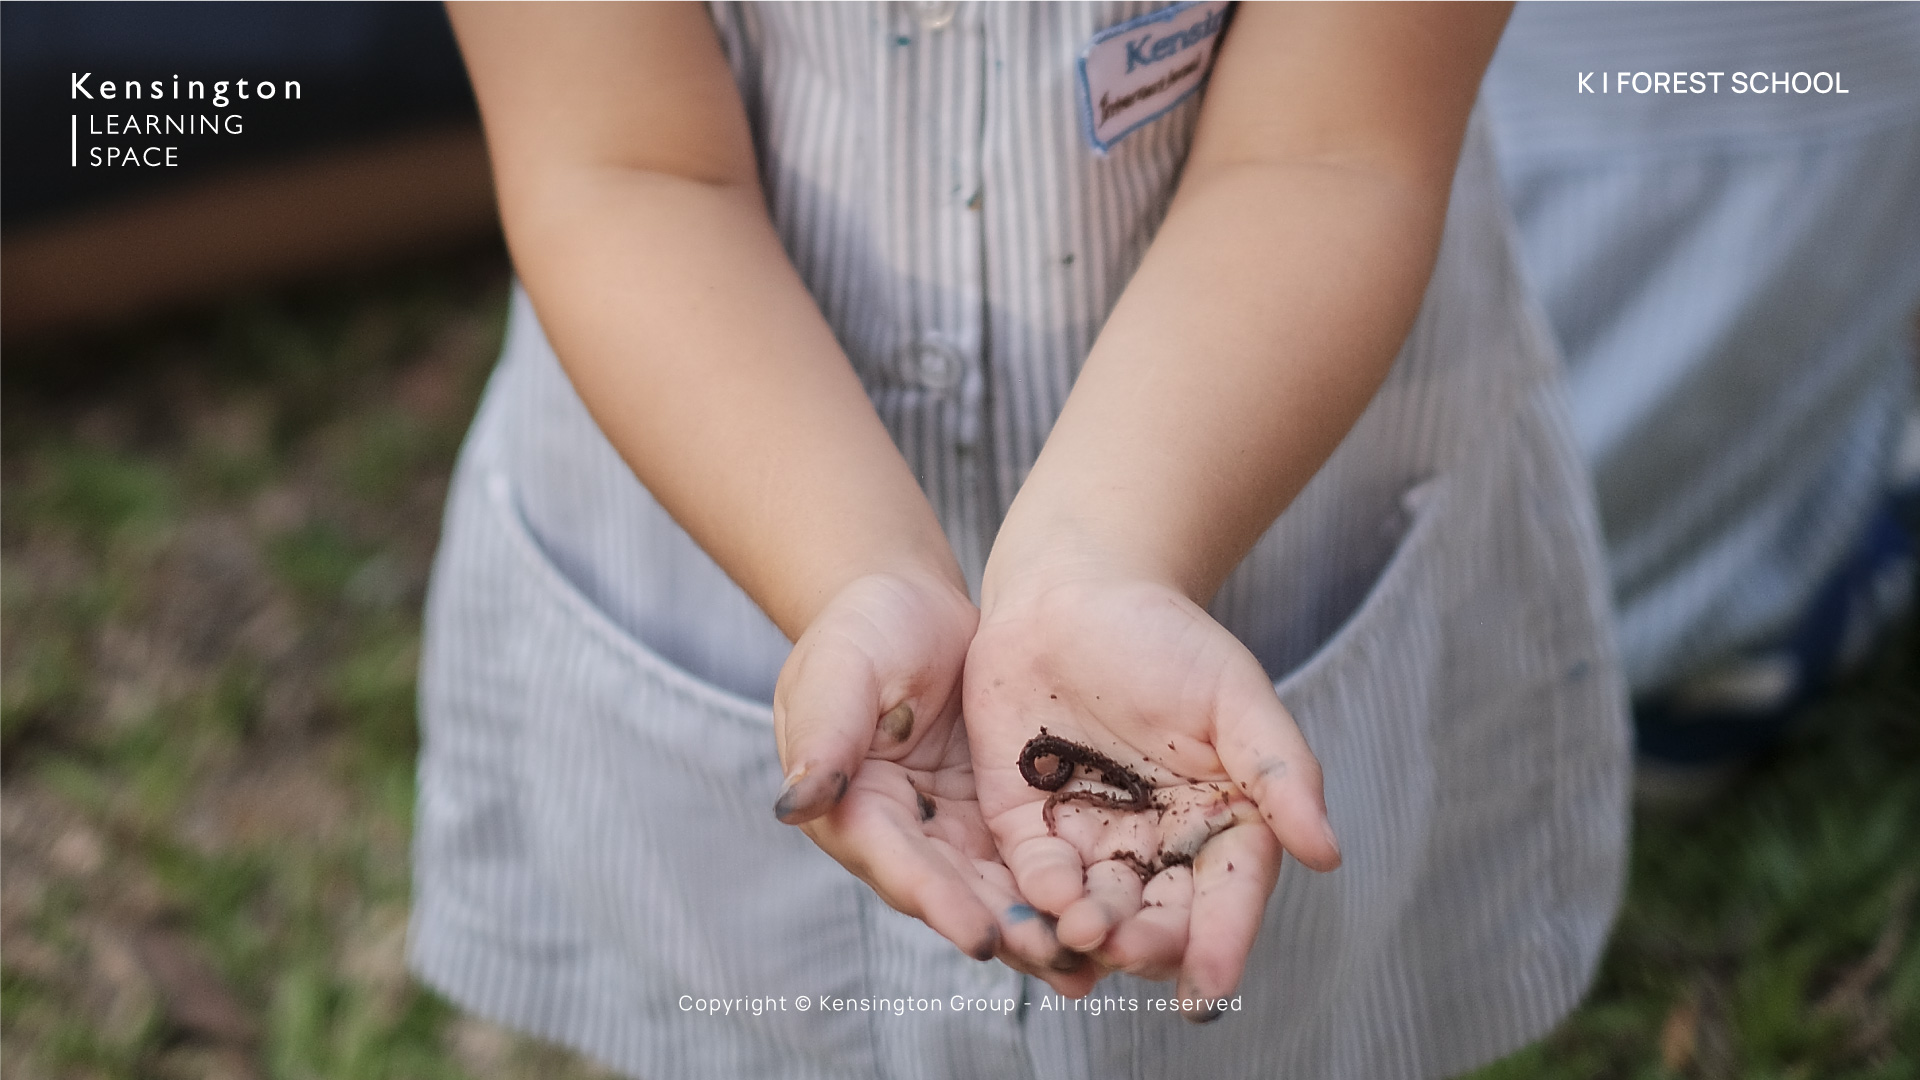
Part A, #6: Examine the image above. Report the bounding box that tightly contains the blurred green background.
[2,254,1915,1079]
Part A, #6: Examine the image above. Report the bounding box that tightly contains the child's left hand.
[964,571,1342,1018]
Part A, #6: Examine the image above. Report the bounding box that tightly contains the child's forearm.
[511,172,965,638]
[982,3,1504,612]
[452,4,962,640]
[983,161,1446,609]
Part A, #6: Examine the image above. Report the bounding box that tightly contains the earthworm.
[1018,729,1152,809]
[1019,728,1157,839]
[1019,729,1226,881]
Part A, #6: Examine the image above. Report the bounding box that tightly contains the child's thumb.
[770,635,885,825]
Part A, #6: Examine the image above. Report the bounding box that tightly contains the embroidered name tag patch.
[1077,1,1232,154]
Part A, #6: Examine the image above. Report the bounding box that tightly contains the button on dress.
[408,5,1631,1078]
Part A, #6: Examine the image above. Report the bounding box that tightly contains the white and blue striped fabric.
[1485,1,1920,698]
[409,5,1630,1078]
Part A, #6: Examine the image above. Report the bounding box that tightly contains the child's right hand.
[770,570,1103,997]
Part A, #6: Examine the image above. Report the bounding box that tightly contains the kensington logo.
[68,72,303,168]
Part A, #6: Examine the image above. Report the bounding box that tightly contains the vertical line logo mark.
[71,114,78,166]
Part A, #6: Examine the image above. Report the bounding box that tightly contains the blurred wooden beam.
[2,123,499,342]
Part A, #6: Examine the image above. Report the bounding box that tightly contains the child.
[410,4,1628,1077]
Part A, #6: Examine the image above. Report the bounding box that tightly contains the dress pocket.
[1270,473,1454,903]
[473,467,882,1075]
[485,471,776,739]
[1274,475,1451,707]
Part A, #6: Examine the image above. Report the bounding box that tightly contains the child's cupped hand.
[964,572,1342,1019]
[770,570,1102,996]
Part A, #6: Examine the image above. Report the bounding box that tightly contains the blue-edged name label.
[1077,1,1232,154]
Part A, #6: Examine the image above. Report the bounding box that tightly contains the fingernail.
[1320,819,1343,866]
[1177,983,1225,1024]
[970,925,1001,962]
[774,763,808,800]
[772,765,850,824]
[878,702,915,744]
[771,766,808,823]
[1050,949,1089,973]
[1188,1003,1225,1025]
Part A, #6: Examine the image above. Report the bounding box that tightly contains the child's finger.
[990,930,1105,998]
[1176,822,1281,1021]
[1099,866,1191,979]
[1005,832,1089,916]
[1211,671,1341,871]
[818,812,1002,962]
[956,858,1105,993]
[772,633,880,823]
[1055,859,1145,951]
[1028,958,1104,999]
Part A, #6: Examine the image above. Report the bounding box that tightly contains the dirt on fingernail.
[771,768,849,824]
[879,703,914,743]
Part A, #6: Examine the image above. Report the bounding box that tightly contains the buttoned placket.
[861,8,1037,1075]
[879,0,995,590]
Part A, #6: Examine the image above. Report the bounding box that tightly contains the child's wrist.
[769,526,971,641]
[814,552,971,622]
[983,457,1247,616]
[981,510,1194,621]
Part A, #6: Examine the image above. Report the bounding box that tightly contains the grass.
[1,255,612,1080]
[1467,627,1920,1080]
[2,253,1915,1079]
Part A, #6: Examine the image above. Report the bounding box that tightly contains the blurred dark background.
[1,2,501,342]
[2,2,475,226]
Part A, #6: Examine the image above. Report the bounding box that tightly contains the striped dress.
[408,5,1630,1077]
